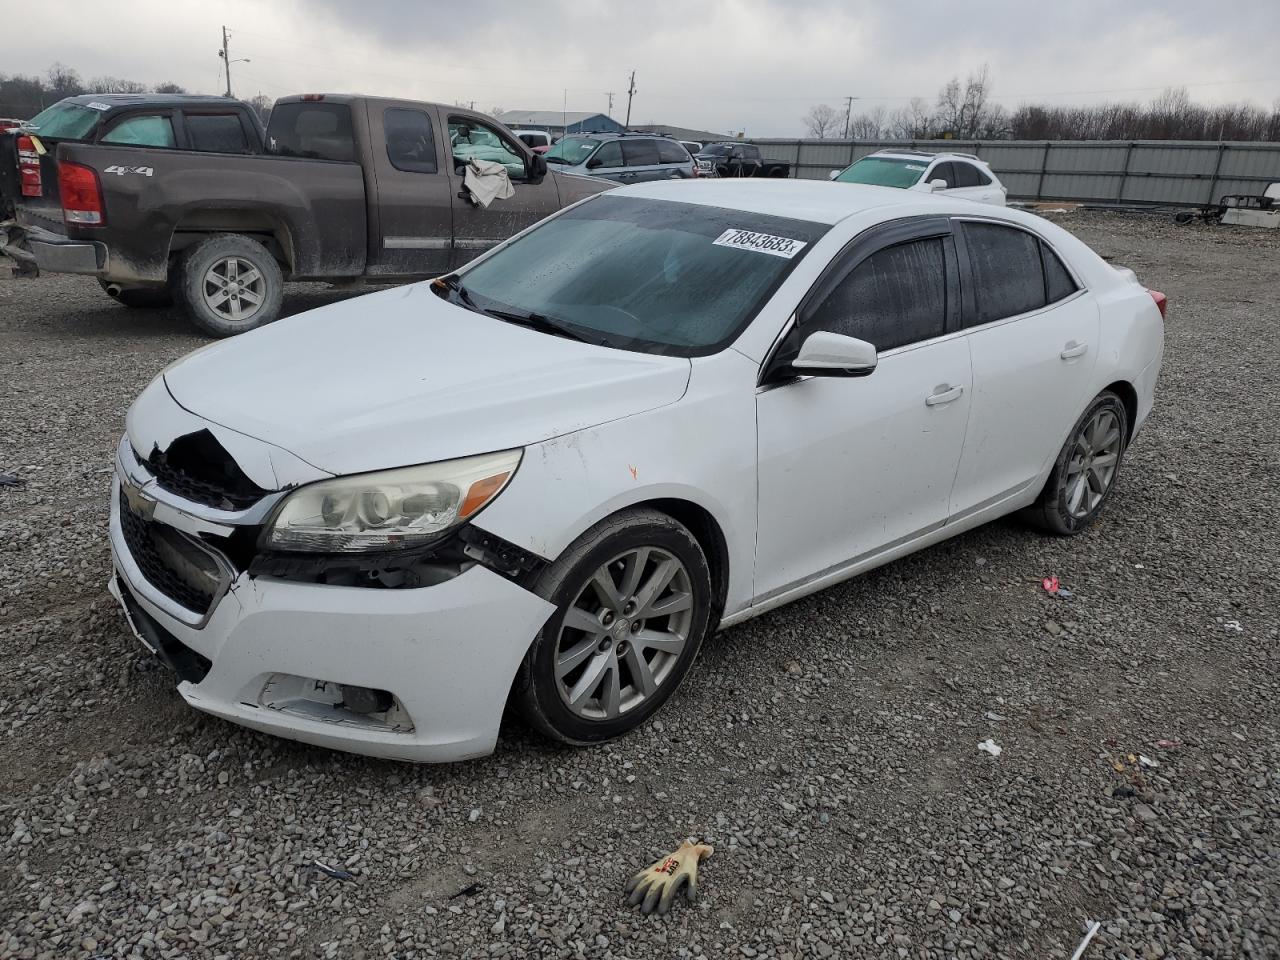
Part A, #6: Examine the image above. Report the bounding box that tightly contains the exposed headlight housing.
[263,449,521,553]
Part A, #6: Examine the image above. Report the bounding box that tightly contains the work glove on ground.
[624,839,714,915]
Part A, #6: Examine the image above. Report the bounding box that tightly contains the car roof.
[871,150,992,166]
[615,178,945,225]
[63,94,241,109]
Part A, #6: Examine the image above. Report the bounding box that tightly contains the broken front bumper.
[107,475,556,763]
[1,219,105,277]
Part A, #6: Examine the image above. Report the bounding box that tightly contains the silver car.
[544,133,695,183]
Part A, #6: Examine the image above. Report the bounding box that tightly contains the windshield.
[835,156,927,188]
[701,144,732,156]
[545,135,599,164]
[25,101,100,139]
[455,195,828,357]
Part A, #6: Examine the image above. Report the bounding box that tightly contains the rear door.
[620,138,663,182]
[656,138,692,179]
[947,219,1099,517]
[364,102,453,276]
[444,111,562,268]
[949,161,1003,204]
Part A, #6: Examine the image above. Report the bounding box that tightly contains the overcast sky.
[7,0,1278,136]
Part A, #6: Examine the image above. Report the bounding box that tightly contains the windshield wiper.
[482,307,597,344]
[431,274,479,311]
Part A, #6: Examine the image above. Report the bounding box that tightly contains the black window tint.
[972,165,992,185]
[592,140,622,167]
[1040,240,1078,303]
[656,139,689,164]
[930,162,956,187]
[953,162,981,188]
[622,139,660,167]
[186,114,248,153]
[963,222,1047,324]
[384,108,437,174]
[807,238,947,351]
[267,102,355,162]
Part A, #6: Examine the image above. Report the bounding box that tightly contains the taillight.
[58,161,105,226]
[1148,289,1168,320]
[17,134,42,198]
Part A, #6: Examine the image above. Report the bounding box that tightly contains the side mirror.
[792,331,878,377]
[828,169,841,181]
[528,153,548,182]
[927,178,949,192]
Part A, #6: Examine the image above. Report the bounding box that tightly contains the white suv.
[830,150,1007,205]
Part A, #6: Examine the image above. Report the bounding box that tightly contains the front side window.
[186,114,249,153]
[962,222,1048,325]
[101,115,175,148]
[928,162,956,188]
[545,135,598,164]
[656,139,690,164]
[455,195,828,356]
[622,139,660,167]
[835,157,927,188]
[743,145,762,160]
[702,144,732,156]
[449,118,525,178]
[806,238,948,351]
[590,141,623,167]
[384,108,437,174]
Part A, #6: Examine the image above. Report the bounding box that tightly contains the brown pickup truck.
[0,95,608,335]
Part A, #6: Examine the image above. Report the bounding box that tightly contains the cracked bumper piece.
[1,222,105,276]
[108,500,556,762]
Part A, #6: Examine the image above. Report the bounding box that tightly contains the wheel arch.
[1102,379,1138,441]
[167,210,297,274]
[637,497,730,624]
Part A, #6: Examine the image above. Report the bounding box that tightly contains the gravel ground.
[0,211,1277,960]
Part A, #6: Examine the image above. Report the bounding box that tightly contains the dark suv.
[543,132,695,182]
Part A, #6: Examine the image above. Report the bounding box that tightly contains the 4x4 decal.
[103,165,154,178]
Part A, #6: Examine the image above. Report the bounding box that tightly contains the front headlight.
[263,449,522,553]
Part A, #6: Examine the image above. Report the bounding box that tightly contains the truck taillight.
[17,134,42,198]
[58,161,105,226]
[1148,289,1168,320]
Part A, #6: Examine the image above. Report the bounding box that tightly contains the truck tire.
[767,166,787,177]
[97,279,173,309]
[177,234,284,337]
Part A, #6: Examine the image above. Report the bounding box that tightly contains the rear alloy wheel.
[177,234,284,337]
[515,509,713,745]
[1025,390,1129,535]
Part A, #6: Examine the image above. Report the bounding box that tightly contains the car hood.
[162,283,691,479]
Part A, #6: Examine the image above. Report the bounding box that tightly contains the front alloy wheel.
[515,508,713,745]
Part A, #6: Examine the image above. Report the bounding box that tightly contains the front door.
[445,113,563,269]
[755,222,973,601]
[947,220,1100,516]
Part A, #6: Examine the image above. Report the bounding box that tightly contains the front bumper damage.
[1,219,105,278]
[107,430,556,762]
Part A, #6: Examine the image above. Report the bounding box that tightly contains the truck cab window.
[186,114,249,154]
[267,102,355,163]
[384,108,438,174]
[448,119,525,179]
[102,115,175,148]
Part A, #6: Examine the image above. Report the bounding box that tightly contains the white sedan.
[109,180,1165,761]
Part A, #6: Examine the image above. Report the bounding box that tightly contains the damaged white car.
[110,179,1165,761]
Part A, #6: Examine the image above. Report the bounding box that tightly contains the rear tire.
[514,508,713,746]
[97,279,173,309]
[1023,390,1129,535]
[177,234,284,337]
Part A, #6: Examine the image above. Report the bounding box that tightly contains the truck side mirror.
[528,153,548,182]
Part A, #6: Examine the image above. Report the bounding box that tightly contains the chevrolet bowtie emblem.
[121,479,157,520]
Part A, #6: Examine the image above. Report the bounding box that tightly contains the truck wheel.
[177,235,284,337]
[97,280,173,309]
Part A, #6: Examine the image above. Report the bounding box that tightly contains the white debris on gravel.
[1,211,1279,959]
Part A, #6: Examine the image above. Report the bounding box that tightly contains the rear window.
[267,102,355,162]
[836,157,926,189]
[101,115,175,148]
[186,114,249,153]
[25,101,100,140]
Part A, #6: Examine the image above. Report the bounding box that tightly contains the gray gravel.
[1,212,1278,959]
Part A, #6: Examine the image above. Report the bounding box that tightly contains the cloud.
[4,0,1276,136]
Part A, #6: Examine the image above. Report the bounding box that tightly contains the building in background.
[630,123,735,144]
[495,110,623,137]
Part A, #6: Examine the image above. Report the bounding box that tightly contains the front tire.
[177,234,284,337]
[515,509,713,745]
[1024,390,1129,535]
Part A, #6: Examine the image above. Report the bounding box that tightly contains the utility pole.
[217,26,249,98]
[842,95,856,139]
[606,92,615,116]
[624,71,637,129]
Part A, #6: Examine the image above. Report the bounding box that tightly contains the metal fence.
[750,138,1280,207]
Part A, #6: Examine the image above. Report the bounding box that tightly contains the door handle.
[1060,340,1089,360]
[925,384,964,406]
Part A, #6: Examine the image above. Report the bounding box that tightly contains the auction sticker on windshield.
[712,229,807,259]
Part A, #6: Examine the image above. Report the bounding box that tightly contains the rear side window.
[384,108,437,174]
[267,102,355,162]
[101,115,175,148]
[592,141,623,167]
[656,139,689,164]
[953,163,981,187]
[186,114,249,153]
[1041,240,1078,303]
[622,139,660,167]
[807,238,948,351]
[963,222,1048,324]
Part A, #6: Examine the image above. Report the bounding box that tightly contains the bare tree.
[246,93,272,122]
[89,76,147,94]
[888,97,934,139]
[848,105,887,139]
[45,63,83,100]
[152,81,187,94]
[935,64,999,139]
[803,103,841,139]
